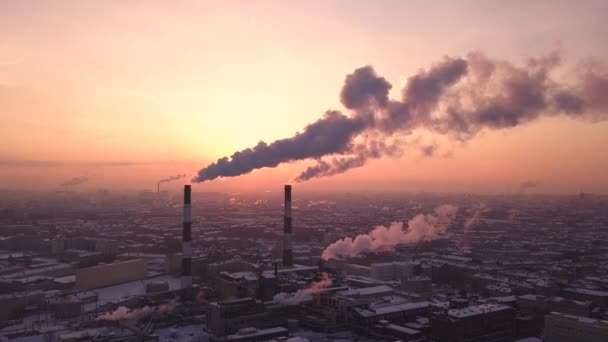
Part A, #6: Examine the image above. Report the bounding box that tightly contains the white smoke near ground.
[460,203,486,249]
[96,301,176,321]
[321,204,458,260]
[464,203,486,230]
[273,273,332,305]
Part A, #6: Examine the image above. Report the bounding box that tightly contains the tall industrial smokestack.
[182,185,192,288]
[283,185,293,267]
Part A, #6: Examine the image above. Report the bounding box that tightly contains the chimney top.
[184,185,191,204]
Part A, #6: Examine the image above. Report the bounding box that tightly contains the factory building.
[370,320,425,341]
[303,285,430,333]
[0,290,45,321]
[370,261,420,281]
[75,259,146,290]
[549,296,592,317]
[562,288,608,308]
[220,327,289,341]
[430,303,516,342]
[206,298,296,340]
[400,276,432,297]
[544,312,608,342]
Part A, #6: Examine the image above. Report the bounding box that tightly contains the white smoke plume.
[322,204,458,260]
[460,203,486,249]
[464,203,485,230]
[96,301,176,321]
[321,204,458,260]
[273,273,332,305]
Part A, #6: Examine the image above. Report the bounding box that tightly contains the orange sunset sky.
[1,0,607,194]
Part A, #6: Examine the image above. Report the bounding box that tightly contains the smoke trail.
[194,111,367,182]
[193,52,608,183]
[273,272,332,305]
[158,174,186,184]
[61,176,89,187]
[295,138,403,182]
[321,205,458,260]
[96,301,175,321]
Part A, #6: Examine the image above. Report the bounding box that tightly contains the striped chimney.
[282,184,293,267]
[182,185,192,288]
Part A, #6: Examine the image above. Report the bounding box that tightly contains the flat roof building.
[544,312,608,342]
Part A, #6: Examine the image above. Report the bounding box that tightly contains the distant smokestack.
[157,182,160,193]
[182,185,192,288]
[283,185,293,267]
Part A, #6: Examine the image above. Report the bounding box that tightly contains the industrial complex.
[0,185,607,342]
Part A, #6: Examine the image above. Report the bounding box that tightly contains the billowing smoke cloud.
[96,301,175,321]
[61,176,89,187]
[193,52,608,183]
[322,204,458,260]
[158,174,186,184]
[520,180,541,189]
[273,272,332,305]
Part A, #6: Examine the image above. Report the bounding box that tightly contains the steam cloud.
[193,51,608,183]
[96,301,175,321]
[273,272,332,305]
[460,203,486,249]
[61,176,89,187]
[321,204,458,260]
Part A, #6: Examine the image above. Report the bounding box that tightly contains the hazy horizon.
[2,0,607,194]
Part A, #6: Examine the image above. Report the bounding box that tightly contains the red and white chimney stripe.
[182,185,192,288]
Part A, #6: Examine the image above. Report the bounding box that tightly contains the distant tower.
[283,185,293,267]
[182,185,192,288]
